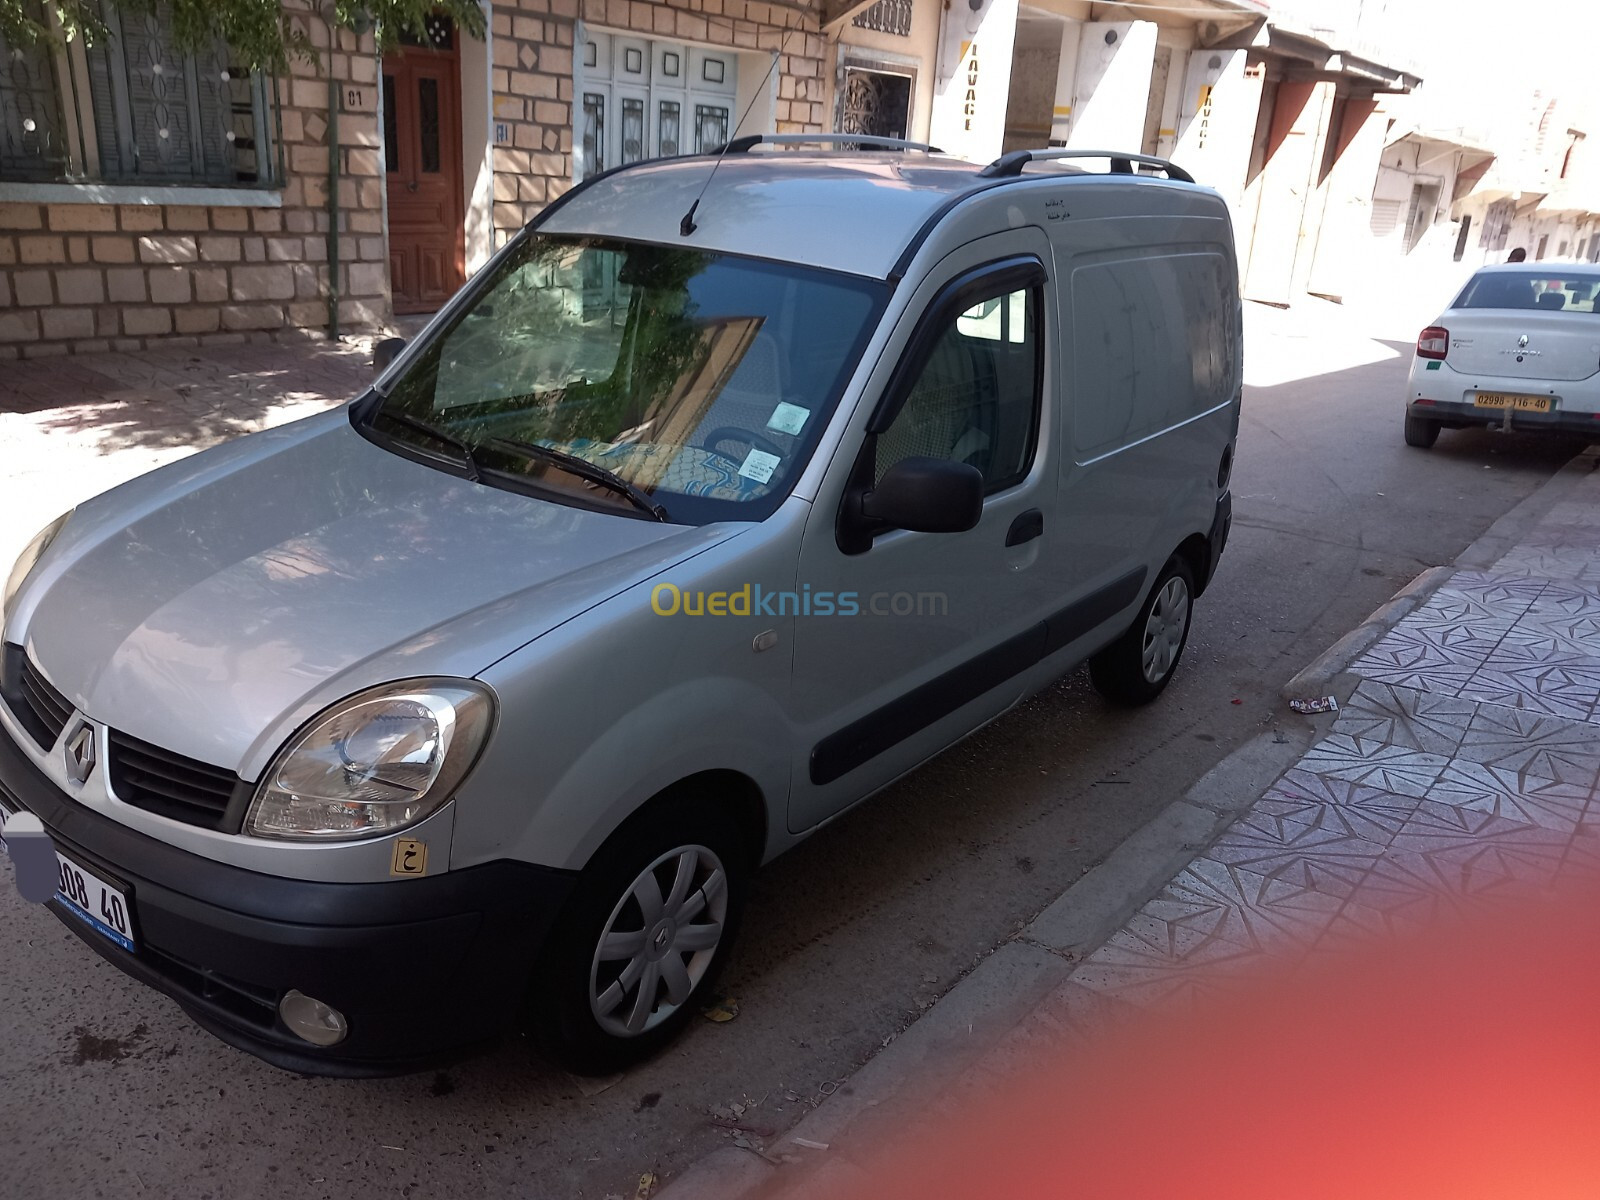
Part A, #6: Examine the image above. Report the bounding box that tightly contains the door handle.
[1005,508,1043,547]
[406,180,419,192]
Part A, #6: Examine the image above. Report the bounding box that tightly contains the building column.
[930,0,1021,164]
[461,18,494,275]
[1304,94,1390,301]
[1172,48,1257,219]
[1064,20,1156,152]
[1048,19,1081,144]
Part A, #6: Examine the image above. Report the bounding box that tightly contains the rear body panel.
[1407,292,1600,433]
[1438,312,1600,386]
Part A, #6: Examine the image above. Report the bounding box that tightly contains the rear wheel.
[529,792,749,1075]
[1404,411,1441,448]
[1089,556,1194,706]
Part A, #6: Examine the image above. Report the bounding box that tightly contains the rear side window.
[1453,271,1600,312]
[1070,251,1235,460]
[875,286,1040,492]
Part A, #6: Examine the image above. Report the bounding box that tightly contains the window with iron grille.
[0,1,279,187]
[851,0,913,38]
[0,2,68,179]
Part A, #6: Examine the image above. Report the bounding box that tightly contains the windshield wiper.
[484,436,669,522]
[376,410,483,482]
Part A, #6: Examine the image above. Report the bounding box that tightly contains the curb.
[657,729,1318,1200]
[1280,445,1600,701]
[656,445,1600,1200]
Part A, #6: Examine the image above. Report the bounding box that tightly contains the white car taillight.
[1416,326,1449,360]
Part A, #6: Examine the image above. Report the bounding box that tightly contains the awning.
[1208,15,1421,92]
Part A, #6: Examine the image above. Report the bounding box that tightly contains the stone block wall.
[0,4,389,358]
[488,0,830,243]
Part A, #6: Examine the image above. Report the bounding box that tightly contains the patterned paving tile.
[1312,892,1451,951]
[1454,705,1600,788]
[1296,736,1449,798]
[1069,854,1343,1006]
[1256,769,1419,844]
[1501,615,1600,660]
[1069,923,1267,1007]
[1459,644,1600,721]
[1202,814,1387,902]
[1387,796,1571,852]
[1529,577,1600,606]
[1411,587,1528,627]
[1332,681,1477,755]
[1368,832,1567,903]
[1439,570,1547,606]
[1457,673,1594,721]
[1404,621,1511,660]
[1429,760,1591,833]
[1350,630,1483,693]
[1494,546,1600,583]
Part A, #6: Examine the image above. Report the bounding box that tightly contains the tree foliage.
[0,0,488,73]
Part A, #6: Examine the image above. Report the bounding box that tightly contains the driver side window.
[874,286,1041,492]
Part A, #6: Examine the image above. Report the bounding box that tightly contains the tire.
[1089,555,1195,707]
[529,790,750,1075]
[1404,412,1441,448]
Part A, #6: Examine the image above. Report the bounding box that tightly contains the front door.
[787,230,1063,832]
[384,23,465,315]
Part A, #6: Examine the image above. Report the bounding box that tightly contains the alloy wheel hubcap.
[1141,576,1190,683]
[589,844,727,1037]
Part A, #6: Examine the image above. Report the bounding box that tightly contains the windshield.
[1453,271,1600,313]
[365,234,886,523]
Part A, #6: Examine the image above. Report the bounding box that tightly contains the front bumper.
[0,724,576,1076]
[1407,399,1600,437]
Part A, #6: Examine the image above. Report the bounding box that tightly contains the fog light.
[279,989,348,1046]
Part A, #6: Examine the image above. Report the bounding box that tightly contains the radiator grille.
[106,729,244,832]
[1,645,74,749]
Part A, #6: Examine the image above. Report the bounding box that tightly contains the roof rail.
[978,148,1194,184]
[709,133,945,155]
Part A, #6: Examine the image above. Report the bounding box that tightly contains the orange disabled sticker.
[390,838,428,876]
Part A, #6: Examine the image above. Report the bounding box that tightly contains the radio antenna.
[680,28,794,237]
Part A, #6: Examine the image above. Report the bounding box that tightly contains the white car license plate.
[54,851,136,952]
[1474,392,1552,412]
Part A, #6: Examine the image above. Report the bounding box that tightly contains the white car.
[1404,264,1600,447]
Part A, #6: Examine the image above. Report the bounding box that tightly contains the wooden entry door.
[384,42,465,314]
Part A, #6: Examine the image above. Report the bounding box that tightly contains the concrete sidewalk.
[660,447,1600,1199]
[0,333,378,570]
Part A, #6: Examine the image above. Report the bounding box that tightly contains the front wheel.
[529,795,749,1075]
[1404,411,1440,448]
[1089,556,1194,706]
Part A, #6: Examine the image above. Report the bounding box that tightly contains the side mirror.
[373,336,406,374]
[861,457,983,534]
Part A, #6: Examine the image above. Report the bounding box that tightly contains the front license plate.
[1474,392,1551,412]
[54,852,136,952]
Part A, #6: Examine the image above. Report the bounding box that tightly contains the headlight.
[3,510,73,626]
[244,679,495,841]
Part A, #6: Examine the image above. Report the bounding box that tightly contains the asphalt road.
[0,306,1588,1199]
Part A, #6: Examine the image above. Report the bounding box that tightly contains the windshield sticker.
[766,402,810,436]
[737,448,782,484]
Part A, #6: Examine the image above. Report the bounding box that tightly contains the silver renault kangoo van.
[1,139,1241,1074]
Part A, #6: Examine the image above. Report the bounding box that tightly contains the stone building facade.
[0,0,846,356]
[0,5,387,357]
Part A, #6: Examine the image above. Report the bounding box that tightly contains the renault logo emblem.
[64,725,95,784]
[1518,334,1530,348]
